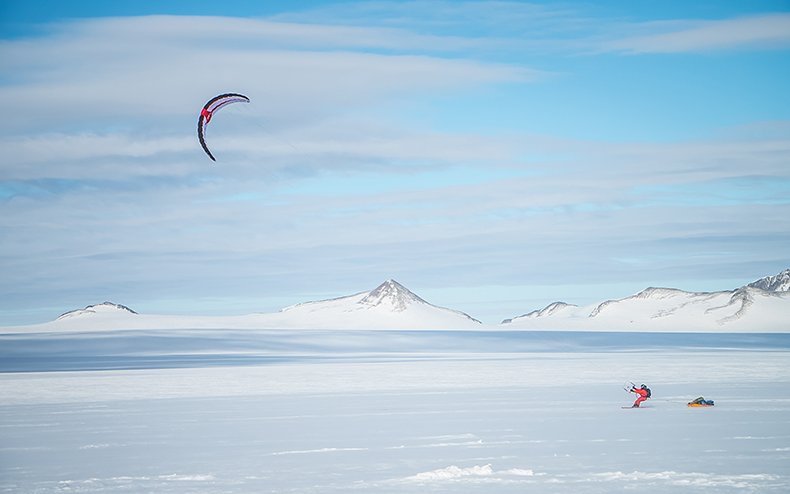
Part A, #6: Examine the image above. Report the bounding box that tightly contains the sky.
[1,1,789,325]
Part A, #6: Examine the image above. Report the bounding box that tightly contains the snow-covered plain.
[2,329,790,493]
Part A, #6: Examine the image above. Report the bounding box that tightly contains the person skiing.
[629,384,651,408]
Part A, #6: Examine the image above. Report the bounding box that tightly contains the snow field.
[1,351,789,493]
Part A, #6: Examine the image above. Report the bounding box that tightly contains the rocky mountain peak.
[359,279,427,312]
[747,269,790,292]
[57,302,137,320]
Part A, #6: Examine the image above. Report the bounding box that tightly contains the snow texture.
[1,333,789,493]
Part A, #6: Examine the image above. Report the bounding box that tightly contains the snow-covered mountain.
[273,279,481,329]
[4,272,789,333]
[57,302,138,320]
[12,280,481,332]
[503,270,790,332]
[747,269,790,292]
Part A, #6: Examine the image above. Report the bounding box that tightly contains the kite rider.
[629,384,651,408]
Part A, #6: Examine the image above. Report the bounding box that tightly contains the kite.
[197,93,250,161]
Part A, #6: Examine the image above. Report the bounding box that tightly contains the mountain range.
[502,284,788,332]
[31,279,481,332]
[4,270,789,333]
[503,269,790,332]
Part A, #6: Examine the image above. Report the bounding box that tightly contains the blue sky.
[1,1,789,325]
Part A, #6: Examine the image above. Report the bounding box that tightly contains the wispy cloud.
[273,3,790,55]
[0,14,544,181]
[601,13,790,54]
[1,5,789,324]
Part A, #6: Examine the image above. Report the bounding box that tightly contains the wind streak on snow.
[270,447,368,455]
[55,474,216,489]
[401,464,536,483]
[592,471,782,489]
[405,464,494,481]
[3,351,790,405]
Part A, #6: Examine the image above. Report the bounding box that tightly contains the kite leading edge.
[197,93,250,161]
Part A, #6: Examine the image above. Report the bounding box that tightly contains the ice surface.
[1,330,789,493]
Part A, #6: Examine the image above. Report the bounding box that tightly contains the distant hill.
[57,302,138,320]
[3,271,788,333]
[502,269,790,332]
[271,279,482,329]
[9,280,481,332]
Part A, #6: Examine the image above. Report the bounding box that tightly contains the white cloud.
[2,8,789,324]
[601,14,790,54]
[273,3,790,55]
[0,16,538,130]
[0,13,541,183]
[271,1,587,36]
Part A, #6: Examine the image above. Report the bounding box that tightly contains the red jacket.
[632,387,649,398]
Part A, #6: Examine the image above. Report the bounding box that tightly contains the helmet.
[640,384,647,389]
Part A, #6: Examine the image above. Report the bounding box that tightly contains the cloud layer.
[1,5,789,324]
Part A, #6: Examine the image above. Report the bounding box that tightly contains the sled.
[687,397,714,407]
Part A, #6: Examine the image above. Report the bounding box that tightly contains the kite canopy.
[197,93,250,161]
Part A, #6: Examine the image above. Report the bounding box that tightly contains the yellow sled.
[687,397,714,407]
